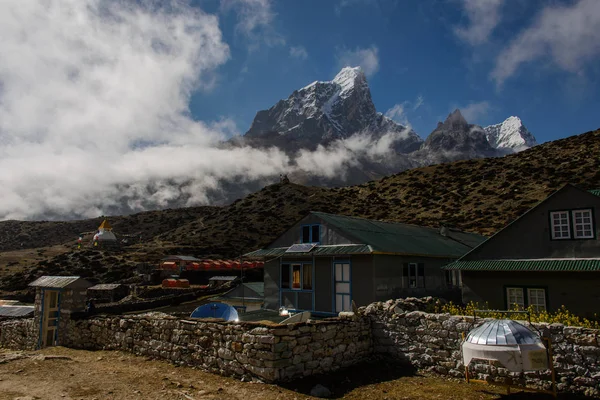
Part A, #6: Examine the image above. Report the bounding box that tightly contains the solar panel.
[285,243,317,253]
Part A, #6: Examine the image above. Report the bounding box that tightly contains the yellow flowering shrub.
[435,301,600,329]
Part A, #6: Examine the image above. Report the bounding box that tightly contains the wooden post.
[545,337,558,399]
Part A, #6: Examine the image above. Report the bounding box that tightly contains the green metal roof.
[444,259,600,271]
[244,244,372,259]
[313,212,485,258]
[589,189,600,197]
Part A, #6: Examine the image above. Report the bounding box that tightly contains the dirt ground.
[0,347,572,400]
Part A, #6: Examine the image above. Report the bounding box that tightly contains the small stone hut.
[87,283,129,303]
[29,276,92,348]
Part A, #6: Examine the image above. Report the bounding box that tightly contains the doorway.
[41,290,60,347]
[334,261,351,312]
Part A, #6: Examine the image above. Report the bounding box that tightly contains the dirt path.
[0,347,552,400]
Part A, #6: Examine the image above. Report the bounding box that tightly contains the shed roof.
[162,255,201,262]
[29,276,91,289]
[444,258,600,271]
[88,284,123,290]
[312,212,484,257]
[208,276,237,281]
[244,244,372,259]
[466,319,541,345]
[0,305,34,318]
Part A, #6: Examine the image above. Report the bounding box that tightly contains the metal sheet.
[444,258,600,271]
[28,276,82,288]
[0,305,34,317]
[466,319,542,345]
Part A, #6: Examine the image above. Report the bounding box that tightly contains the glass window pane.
[335,282,350,293]
[343,264,350,281]
[302,264,312,290]
[343,295,350,311]
[336,295,343,312]
[292,265,301,289]
[302,226,310,243]
[311,225,320,243]
[281,264,290,289]
[335,264,342,280]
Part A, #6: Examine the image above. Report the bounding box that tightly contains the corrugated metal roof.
[162,255,201,261]
[444,258,600,271]
[244,244,372,258]
[0,305,34,317]
[208,276,237,281]
[88,284,122,290]
[589,189,600,197]
[29,276,85,288]
[243,282,264,297]
[313,212,485,257]
[466,320,541,345]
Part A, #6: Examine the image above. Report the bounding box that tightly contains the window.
[301,224,320,243]
[573,209,593,239]
[445,270,460,287]
[302,264,312,290]
[281,264,290,289]
[528,288,547,312]
[506,287,525,309]
[550,211,571,239]
[281,263,313,291]
[403,263,425,288]
[334,262,351,312]
[292,264,301,289]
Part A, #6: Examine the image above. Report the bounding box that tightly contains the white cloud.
[0,0,297,220]
[413,95,425,111]
[295,130,411,179]
[336,46,380,77]
[385,104,408,125]
[458,101,491,123]
[335,0,377,15]
[454,0,503,46]
[0,0,409,221]
[492,0,600,86]
[220,0,284,48]
[289,46,308,60]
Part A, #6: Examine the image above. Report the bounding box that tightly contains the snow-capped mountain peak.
[243,66,423,153]
[484,116,537,151]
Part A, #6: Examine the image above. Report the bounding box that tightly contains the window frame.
[300,224,321,244]
[280,262,314,291]
[403,262,425,288]
[572,208,594,239]
[504,285,548,311]
[505,287,525,310]
[550,210,571,240]
[527,288,547,312]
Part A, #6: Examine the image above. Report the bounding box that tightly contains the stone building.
[29,276,92,348]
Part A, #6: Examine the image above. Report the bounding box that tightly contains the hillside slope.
[160,127,600,256]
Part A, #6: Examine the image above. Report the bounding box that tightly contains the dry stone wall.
[364,299,600,398]
[0,318,37,350]
[63,313,372,382]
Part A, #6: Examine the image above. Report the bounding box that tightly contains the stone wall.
[364,299,600,398]
[0,318,37,350]
[63,313,372,382]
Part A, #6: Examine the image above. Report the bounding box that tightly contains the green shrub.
[436,301,600,329]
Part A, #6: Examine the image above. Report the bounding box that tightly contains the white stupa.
[93,219,117,247]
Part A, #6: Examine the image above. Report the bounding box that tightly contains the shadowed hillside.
[1,128,599,291]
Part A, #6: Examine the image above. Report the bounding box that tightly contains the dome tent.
[462,319,548,372]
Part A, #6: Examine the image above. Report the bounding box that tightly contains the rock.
[310,384,332,398]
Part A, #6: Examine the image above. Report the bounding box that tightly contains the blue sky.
[190,0,600,143]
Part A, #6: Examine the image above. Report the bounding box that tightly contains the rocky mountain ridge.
[240,67,538,164]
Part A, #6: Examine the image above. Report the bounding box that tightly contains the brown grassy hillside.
[157,128,600,256]
[1,127,599,291]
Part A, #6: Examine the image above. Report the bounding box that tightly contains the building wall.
[349,255,374,308]
[314,257,333,313]
[267,215,354,248]
[263,259,280,311]
[373,255,461,302]
[461,271,600,318]
[464,186,600,260]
